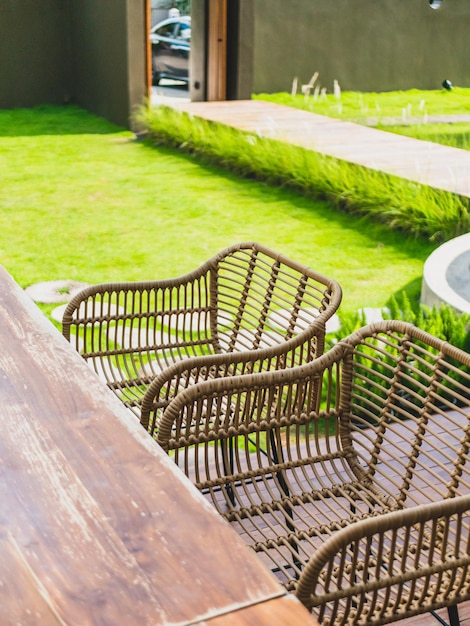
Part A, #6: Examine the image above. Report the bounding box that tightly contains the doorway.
[146,0,253,104]
[148,0,192,104]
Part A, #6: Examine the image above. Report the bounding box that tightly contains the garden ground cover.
[0,104,438,322]
[254,87,470,125]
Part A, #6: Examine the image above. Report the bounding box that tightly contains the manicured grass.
[254,87,470,124]
[0,105,433,321]
[380,123,470,150]
[141,105,470,241]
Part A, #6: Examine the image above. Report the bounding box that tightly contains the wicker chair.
[62,242,341,432]
[156,320,470,626]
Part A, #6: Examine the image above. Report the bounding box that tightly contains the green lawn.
[255,87,470,151]
[254,87,470,123]
[0,104,436,322]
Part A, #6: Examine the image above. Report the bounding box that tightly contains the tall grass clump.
[318,296,470,420]
[139,105,470,241]
[333,292,470,352]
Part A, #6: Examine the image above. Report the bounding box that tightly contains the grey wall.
[69,0,147,128]
[2,0,468,126]
[0,0,147,128]
[0,0,70,108]
[253,0,470,95]
[226,0,254,100]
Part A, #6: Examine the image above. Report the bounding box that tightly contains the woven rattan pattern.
[62,242,341,434]
[157,321,470,626]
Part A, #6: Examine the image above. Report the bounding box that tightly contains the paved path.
[170,99,470,198]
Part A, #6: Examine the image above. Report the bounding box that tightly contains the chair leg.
[430,605,460,626]
[222,437,236,506]
[269,430,301,575]
[448,605,460,626]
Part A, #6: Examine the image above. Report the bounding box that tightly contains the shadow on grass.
[0,105,123,137]
[0,102,436,313]
[388,277,424,308]
[138,137,437,265]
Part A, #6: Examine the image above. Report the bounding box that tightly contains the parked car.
[150,16,190,85]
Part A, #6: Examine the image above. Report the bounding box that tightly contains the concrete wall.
[2,0,468,125]
[69,0,147,128]
[253,0,470,95]
[0,0,147,128]
[0,0,70,108]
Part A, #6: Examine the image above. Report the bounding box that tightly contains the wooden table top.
[0,266,318,625]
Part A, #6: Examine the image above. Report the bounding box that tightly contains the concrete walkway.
[169,99,470,198]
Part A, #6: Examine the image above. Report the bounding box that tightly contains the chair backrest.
[62,242,341,420]
[62,243,341,365]
[209,242,341,362]
[337,320,470,506]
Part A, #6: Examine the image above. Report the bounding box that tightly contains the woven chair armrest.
[155,320,430,428]
[156,344,345,448]
[296,494,470,618]
[141,319,325,428]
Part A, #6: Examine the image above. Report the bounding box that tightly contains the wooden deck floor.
[169,99,470,198]
[401,604,470,626]
[173,408,470,626]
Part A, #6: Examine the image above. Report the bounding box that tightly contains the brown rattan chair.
[62,242,341,432]
[156,320,470,626]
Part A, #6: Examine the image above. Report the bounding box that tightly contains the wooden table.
[0,266,318,626]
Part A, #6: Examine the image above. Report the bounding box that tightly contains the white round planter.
[421,233,470,314]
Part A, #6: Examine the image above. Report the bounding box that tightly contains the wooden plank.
[0,266,293,625]
[207,0,227,101]
[196,594,317,625]
[0,537,64,625]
